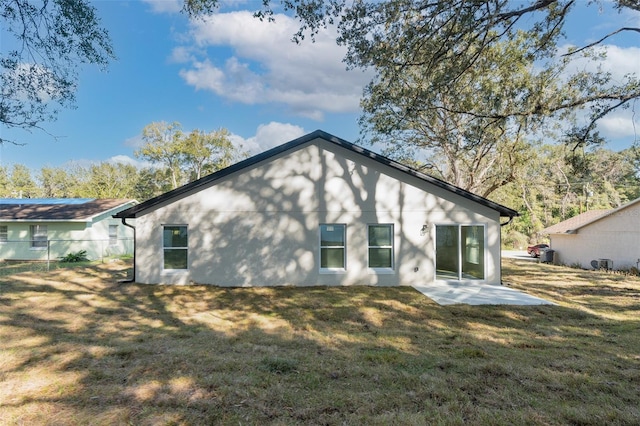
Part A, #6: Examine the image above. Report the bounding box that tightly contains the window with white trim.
[108,225,118,245]
[0,226,7,242]
[368,224,394,269]
[163,225,188,270]
[319,224,346,270]
[30,225,47,249]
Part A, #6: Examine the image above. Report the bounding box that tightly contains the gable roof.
[542,210,612,234]
[0,198,137,222]
[543,197,640,235]
[114,130,519,219]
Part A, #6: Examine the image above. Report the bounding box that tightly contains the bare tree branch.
[495,0,558,21]
[564,27,640,56]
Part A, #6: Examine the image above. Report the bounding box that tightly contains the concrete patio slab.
[412,282,554,306]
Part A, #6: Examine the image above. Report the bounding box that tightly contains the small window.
[320,224,346,270]
[30,225,47,249]
[108,225,118,245]
[163,225,188,270]
[368,224,394,269]
[0,225,7,242]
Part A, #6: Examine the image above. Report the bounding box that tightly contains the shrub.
[59,250,89,263]
[260,356,298,374]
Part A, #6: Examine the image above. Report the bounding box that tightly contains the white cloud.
[596,109,640,140]
[230,122,306,154]
[177,11,370,120]
[557,43,640,141]
[559,43,640,82]
[124,134,145,149]
[3,63,63,103]
[620,6,640,28]
[108,155,152,168]
[180,57,266,104]
[598,45,640,80]
[169,46,196,64]
[141,0,182,14]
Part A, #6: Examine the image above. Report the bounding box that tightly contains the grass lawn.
[1,259,639,425]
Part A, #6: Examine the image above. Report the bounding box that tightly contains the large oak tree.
[184,0,640,195]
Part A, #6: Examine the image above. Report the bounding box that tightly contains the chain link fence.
[0,238,133,272]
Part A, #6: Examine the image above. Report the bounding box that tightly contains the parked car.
[527,244,549,258]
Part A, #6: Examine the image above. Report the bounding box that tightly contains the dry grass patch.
[1,259,639,425]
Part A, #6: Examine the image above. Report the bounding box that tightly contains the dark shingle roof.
[0,199,136,221]
[114,130,519,219]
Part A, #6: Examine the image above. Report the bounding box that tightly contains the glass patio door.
[435,225,485,280]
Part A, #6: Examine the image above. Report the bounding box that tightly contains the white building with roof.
[114,131,519,286]
[542,198,640,270]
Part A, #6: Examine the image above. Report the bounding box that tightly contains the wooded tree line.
[1,133,638,247]
[0,121,247,201]
[493,143,640,248]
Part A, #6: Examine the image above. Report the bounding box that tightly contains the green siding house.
[0,198,137,261]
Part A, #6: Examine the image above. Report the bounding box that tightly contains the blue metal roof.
[0,198,95,205]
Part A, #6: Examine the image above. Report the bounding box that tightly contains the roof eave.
[85,200,137,222]
[325,132,519,218]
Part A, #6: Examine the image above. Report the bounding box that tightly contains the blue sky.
[1,0,639,172]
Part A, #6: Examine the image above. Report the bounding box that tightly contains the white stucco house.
[114,130,518,286]
[542,197,640,270]
[0,198,137,261]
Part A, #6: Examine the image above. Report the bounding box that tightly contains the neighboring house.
[114,130,518,286]
[542,197,640,270]
[0,198,137,261]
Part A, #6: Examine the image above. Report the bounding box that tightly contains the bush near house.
[59,250,89,263]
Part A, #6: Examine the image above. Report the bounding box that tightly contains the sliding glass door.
[435,225,459,280]
[435,225,485,280]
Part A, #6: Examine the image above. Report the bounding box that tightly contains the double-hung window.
[0,226,7,242]
[368,224,394,270]
[319,224,346,271]
[30,225,47,249]
[163,225,188,270]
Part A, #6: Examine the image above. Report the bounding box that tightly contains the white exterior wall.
[551,202,640,270]
[133,139,503,286]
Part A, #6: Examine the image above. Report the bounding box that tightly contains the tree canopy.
[0,0,114,144]
[185,0,639,196]
[135,121,247,190]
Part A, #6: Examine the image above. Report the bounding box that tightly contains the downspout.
[500,216,514,227]
[120,217,136,283]
[500,214,516,285]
